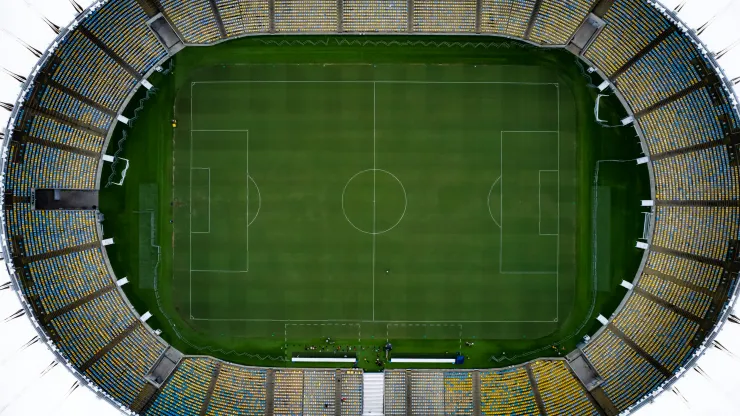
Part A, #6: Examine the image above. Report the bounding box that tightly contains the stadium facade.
[1,0,740,415]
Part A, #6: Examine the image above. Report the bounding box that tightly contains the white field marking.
[487,175,502,229]
[499,130,559,278]
[190,317,558,323]
[192,80,559,85]
[189,82,194,319]
[188,126,252,313]
[341,169,408,235]
[191,129,251,132]
[372,81,376,322]
[556,84,560,321]
[538,170,559,236]
[190,167,211,234]
[246,130,251,271]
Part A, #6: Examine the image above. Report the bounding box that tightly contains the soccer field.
[171,64,577,345]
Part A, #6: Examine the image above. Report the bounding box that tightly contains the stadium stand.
[652,206,739,260]
[645,251,724,291]
[444,371,474,415]
[637,273,712,318]
[146,358,218,415]
[215,0,270,37]
[274,0,338,33]
[410,371,444,414]
[83,0,168,74]
[49,290,134,365]
[616,31,703,113]
[159,0,222,44]
[584,329,666,410]
[639,87,737,154]
[205,364,267,415]
[342,0,407,32]
[341,369,364,415]
[531,360,598,415]
[52,31,137,109]
[584,0,672,76]
[303,369,336,414]
[480,367,539,415]
[652,148,739,200]
[86,325,167,406]
[273,369,304,415]
[37,86,114,130]
[27,248,110,313]
[412,0,477,33]
[23,113,104,153]
[530,0,596,45]
[5,208,98,256]
[383,370,407,415]
[480,0,536,38]
[611,293,699,372]
[3,1,740,415]
[5,143,97,194]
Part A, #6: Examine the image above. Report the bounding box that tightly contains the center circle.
[342,169,407,235]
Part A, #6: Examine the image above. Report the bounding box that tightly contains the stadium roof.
[1,0,740,414]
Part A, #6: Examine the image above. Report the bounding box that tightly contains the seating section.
[303,370,336,414]
[612,293,699,372]
[531,360,598,415]
[147,358,217,415]
[28,248,110,313]
[340,370,363,415]
[275,0,338,32]
[640,88,734,154]
[413,0,476,33]
[84,0,168,74]
[652,206,738,260]
[87,325,167,406]
[52,31,137,110]
[6,207,98,256]
[637,273,712,318]
[273,369,304,415]
[653,148,739,200]
[160,0,222,43]
[584,329,666,410]
[410,371,444,414]
[480,367,539,415]
[23,112,104,153]
[206,364,267,415]
[646,251,724,291]
[384,370,407,415]
[37,86,114,130]
[50,290,134,366]
[444,371,473,415]
[530,0,595,45]
[480,0,536,38]
[216,0,270,37]
[343,0,407,32]
[585,0,671,76]
[5,143,97,196]
[617,32,702,113]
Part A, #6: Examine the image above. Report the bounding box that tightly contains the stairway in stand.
[362,372,384,415]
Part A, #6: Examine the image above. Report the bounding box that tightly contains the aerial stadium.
[1,0,740,415]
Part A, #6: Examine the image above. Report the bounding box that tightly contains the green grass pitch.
[100,37,649,369]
